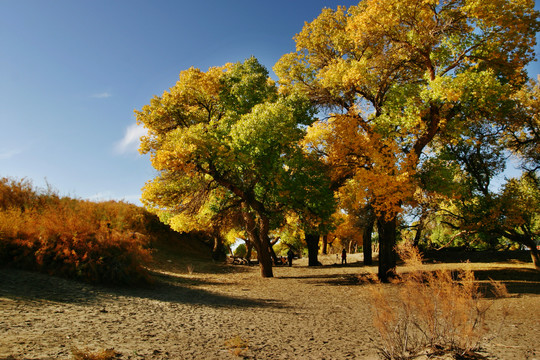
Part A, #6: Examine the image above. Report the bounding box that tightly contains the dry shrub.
[72,347,120,360]
[0,177,165,284]
[357,272,380,284]
[370,242,508,360]
[224,335,249,357]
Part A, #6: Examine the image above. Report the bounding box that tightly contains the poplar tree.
[275,0,539,281]
[136,58,334,277]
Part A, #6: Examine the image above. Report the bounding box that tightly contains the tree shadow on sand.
[0,268,287,309]
[422,250,532,264]
[280,273,368,286]
[326,259,367,268]
[473,267,540,295]
[279,256,540,296]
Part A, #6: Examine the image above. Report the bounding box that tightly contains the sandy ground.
[0,253,539,359]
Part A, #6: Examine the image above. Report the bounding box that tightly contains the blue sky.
[1,1,539,205]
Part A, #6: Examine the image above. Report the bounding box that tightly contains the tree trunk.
[269,237,280,264]
[412,224,422,248]
[242,207,273,277]
[245,239,253,264]
[305,233,321,266]
[377,214,398,282]
[322,234,328,255]
[257,215,274,277]
[363,215,374,266]
[269,243,280,265]
[519,236,540,271]
[254,240,273,277]
[531,247,540,270]
[413,212,427,248]
[212,234,224,261]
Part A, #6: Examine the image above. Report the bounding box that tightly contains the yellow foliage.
[224,228,245,247]
[305,111,419,220]
[330,211,362,247]
[278,0,538,229]
[136,64,226,158]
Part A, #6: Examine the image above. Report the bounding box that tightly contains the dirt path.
[1,254,539,359]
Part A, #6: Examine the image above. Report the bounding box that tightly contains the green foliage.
[494,174,540,242]
[220,56,277,116]
[507,76,540,174]
[421,172,540,253]
[275,0,539,279]
[272,220,306,256]
[137,57,335,255]
[233,243,247,258]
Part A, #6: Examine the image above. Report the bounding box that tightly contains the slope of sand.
[0,253,539,359]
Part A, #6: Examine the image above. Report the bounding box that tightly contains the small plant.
[187,263,195,275]
[72,347,120,360]
[370,242,508,360]
[224,335,249,357]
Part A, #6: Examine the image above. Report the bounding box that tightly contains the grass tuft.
[370,242,508,360]
[224,335,249,357]
[72,347,121,360]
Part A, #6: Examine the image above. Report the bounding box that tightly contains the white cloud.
[115,123,147,154]
[0,149,22,159]
[85,192,142,206]
[86,191,115,202]
[120,194,143,205]
[91,91,112,98]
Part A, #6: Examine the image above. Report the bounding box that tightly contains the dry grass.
[370,243,509,360]
[224,335,249,357]
[71,347,121,360]
[0,177,172,284]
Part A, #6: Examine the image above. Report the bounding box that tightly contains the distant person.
[341,248,347,265]
[287,249,294,267]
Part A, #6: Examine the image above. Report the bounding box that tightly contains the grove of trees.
[136,58,335,277]
[137,0,539,280]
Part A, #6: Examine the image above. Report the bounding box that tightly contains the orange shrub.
[0,177,162,284]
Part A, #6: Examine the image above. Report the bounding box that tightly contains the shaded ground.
[0,252,539,359]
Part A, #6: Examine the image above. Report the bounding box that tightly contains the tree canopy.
[274,0,539,280]
[136,1,539,279]
[136,57,335,277]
